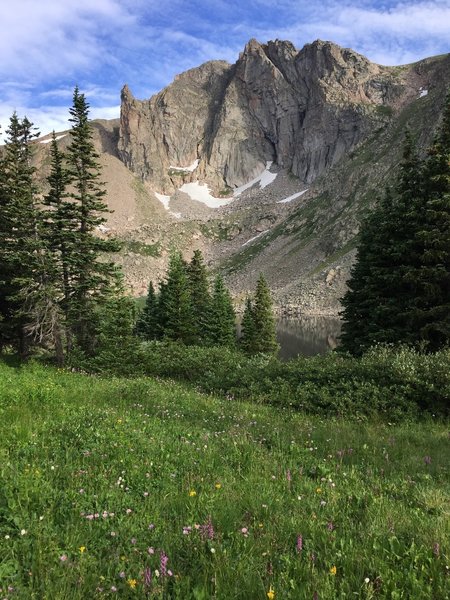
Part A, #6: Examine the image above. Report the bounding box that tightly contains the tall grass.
[0,361,448,598]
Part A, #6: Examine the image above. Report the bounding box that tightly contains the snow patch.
[40,134,66,144]
[169,159,199,172]
[418,88,428,98]
[233,162,277,197]
[96,224,110,233]
[277,189,309,204]
[242,230,269,247]
[179,181,232,208]
[154,192,182,218]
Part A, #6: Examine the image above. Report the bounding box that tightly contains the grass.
[121,240,161,258]
[0,360,449,599]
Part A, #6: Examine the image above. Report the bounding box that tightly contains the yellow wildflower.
[316,487,322,494]
[79,546,86,554]
[215,483,222,490]
[330,565,337,576]
[127,578,137,589]
[189,490,197,497]
[267,585,275,599]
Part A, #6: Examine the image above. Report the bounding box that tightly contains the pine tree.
[0,114,40,356]
[135,281,159,340]
[187,249,211,343]
[208,274,236,347]
[410,92,450,350]
[340,95,450,354]
[239,297,256,354]
[158,252,194,343]
[65,87,121,354]
[251,274,278,354]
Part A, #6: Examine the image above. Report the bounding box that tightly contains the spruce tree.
[187,249,211,343]
[239,297,256,354]
[0,114,40,356]
[208,274,236,347]
[135,281,159,340]
[251,274,278,354]
[65,87,121,353]
[158,252,193,343]
[410,92,450,350]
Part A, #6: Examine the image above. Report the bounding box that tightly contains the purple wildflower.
[200,516,215,540]
[327,521,335,531]
[286,469,292,482]
[296,535,303,553]
[424,455,432,465]
[143,566,152,588]
[160,551,169,577]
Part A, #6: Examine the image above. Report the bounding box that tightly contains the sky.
[1,0,449,140]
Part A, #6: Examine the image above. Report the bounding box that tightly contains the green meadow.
[0,360,449,599]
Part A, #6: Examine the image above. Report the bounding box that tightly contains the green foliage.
[240,274,278,355]
[0,359,448,598]
[341,95,450,354]
[121,239,161,257]
[207,274,236,348]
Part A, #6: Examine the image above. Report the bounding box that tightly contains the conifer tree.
[208,274,236,347]
[240,297,256,354]
[158,252,193,343]
[187,249,211,343]
[410,92,450,350]
[135,281,159,340]
[65,87,121,353]
[0,114,40,356]
[251,274,278,354]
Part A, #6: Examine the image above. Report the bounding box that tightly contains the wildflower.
[111,531,116,537]
[147,547,155,554]
[296,534,303,553]
[160,551,169,577]
[433,542,440,557]
[320,500,327,506]
[79,546,86,554]
[131,538,137,545]
[182,526,192,535]
[210,548,216,554]
[20,529,27,536]
[424,455,432,465]
[286,469,292,482]
[143,567,152,588]
[126,508,132,514]
[60,554,68,562]
[119,571,126,578]
[127,578,137,589]
[330,565,337,576]
[200,517,214,540]
[189,490,197,497]
[267,585,275,599]
[316,487,322,494]
[364,577,370,584]
[215,483,222,489]
[148,523,155,530]
[111,586,117,592]
[327,522,335,531]
[241,527,249,537]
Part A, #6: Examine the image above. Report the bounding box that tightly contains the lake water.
[275,316,342,360]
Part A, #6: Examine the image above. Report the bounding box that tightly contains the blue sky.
[1,0,449,140]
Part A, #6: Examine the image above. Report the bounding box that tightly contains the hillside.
[33,41,450,313]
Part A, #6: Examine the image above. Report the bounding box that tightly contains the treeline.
[340,92,450,355]
[0,89,121,364]
[135,249,278,354]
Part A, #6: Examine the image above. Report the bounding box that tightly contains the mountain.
[35,40,450,313]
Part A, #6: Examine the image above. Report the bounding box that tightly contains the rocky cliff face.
[118,39,404,193]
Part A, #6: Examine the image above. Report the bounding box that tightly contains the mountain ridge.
[32,39,450,313]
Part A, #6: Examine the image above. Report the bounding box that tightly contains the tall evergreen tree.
[158,252,194,343]
[410,92,450,350]
[239,297,256,354]
[0,114,40,356]
[65,87,121,353]
[340,95,450,354]
[135,281,159,340]
[251,274,278,354]
[187,249,211,343]
[208,274,236,347]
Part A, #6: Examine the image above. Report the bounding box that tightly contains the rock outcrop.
[118,39,403,193]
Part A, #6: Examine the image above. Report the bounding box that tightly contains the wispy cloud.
[1,0,449,140]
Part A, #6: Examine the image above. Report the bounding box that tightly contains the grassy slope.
[0,361,449,599]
